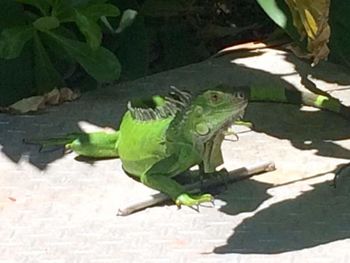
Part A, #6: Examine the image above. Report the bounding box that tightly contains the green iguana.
[29,86,248,207]
[26,84,350,206]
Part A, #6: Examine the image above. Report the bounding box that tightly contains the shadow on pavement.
[214,165,350,254]
[217,179,273,215]
[0,48,350,171]
[245,102,350,160]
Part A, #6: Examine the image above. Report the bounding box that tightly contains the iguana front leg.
[140,154,213,207]
[224,119,253,138]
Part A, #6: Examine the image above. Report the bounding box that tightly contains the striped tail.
[248,85,350,119]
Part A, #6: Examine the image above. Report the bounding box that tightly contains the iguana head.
[167,88,248,143]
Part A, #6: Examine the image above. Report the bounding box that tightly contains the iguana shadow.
[244,102,350,160]
[214,165,350,254]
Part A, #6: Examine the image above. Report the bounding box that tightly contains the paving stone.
[1,48,350,262]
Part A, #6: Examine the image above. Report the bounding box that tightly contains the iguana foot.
[175,193,213,207]
[234,119,253,128]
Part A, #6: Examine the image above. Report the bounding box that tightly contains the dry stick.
[117,161,276,216]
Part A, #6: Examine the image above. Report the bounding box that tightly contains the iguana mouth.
[215,102,247,136]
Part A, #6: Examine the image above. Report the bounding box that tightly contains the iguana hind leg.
[140,154,213,207]
[141,173,213,207]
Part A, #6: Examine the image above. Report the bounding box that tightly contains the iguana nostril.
[235,91,245,99]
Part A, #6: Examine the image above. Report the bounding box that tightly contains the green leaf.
[40,28,77,78]
[115,9,138,33]
[256,0,302,43]
[47,31,121,81]
[16,0,50,15]
[74,10,102,49]
[51,0,75,22]
[0,25,34,59]
[33,31,64,93]
[81,4,120,20]
[33,16,60,32]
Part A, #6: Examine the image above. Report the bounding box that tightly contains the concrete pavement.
[1,48,350,262]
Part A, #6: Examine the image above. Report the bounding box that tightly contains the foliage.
[256,0,350,68]
[0,0,272,107]
[0,0,121,105]
[139,0,268,73]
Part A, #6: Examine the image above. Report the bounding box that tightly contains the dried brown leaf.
[1,87,80,114]
[59,87,80,103]
[8,96,46,113]
[45,88,60,105]
[285,0,330,65]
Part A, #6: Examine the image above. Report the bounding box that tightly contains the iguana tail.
[248,85,350,119]
[67,131,120,158]
[24,131,120,158]
[23,132,82,151]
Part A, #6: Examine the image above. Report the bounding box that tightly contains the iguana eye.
[210,93,220,103]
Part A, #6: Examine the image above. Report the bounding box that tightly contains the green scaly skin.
[36,87,248,207]
[116,89,248,206]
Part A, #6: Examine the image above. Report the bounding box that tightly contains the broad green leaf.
[74,10,102,49]
[47,32,121,81]
[115,9,138,33]
[52,0,75,22]
[33,31,64,93]
[16,0,50,15]
[40,27,77,78]
[0,25,34,59]
[33,16,60,32]
[256,0,301,42]
[257,0,330,65]
[81,4,120,20]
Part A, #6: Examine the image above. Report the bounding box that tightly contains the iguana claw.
[175,193,214,208]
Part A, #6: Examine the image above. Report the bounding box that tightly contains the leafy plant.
[139,0,259,73]
[0,0,121,104]
[256,0,350,68]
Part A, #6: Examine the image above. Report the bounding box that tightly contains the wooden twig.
[117,161,275,216]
